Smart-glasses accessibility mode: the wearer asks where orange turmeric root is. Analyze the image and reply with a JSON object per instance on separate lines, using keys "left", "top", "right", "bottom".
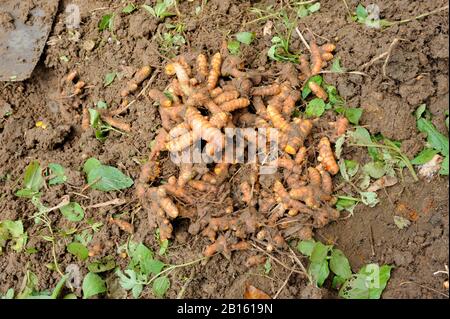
{"left": 120, "top": 66, "right": 152, "bottom": 97}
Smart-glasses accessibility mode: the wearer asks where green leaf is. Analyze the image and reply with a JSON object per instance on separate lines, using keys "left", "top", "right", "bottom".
{"left": 97, "top": 101, "right": 108, "bottom": 109}
{"left": 411, "top": 148, "right": 439, "bottom": 165}
{"left": 417, "top": 118, "right": 449, "bottom": 156}
{"left": 15, "top": 188, "right": 40, "bottom": 198}
{"left": 297, "top": 239, "right": 316, "bottom": 257}
{"left": 335, "top": 135, "right": 345, "bottom": 159}
{"left": 331, "top": 58, "right": 344, "bottom": 73}
{"left": 142, "top": 259, "right": 165, "bottom": 276}
{"left": 344, "top": 108, "right": 363, "bottom": 125}
{"left": 159, "top": 239, "right": 169, "bottom": 256}
{"left": 335, "top": 197, "right": 358, "bottom": 213}
{"left": 355, "top": 4, "right": 368, "bottom": 21}
{"left": 60, "top": 202, "right": 84, "bottom": 222}
{"left": 85, "top": 164, "right": 133, "bottom": 192}
{"left": 82, "top": 273, "right": 106, "bottom": 299}
{"left": 130, "top": 243, "right": 153, "bottom": 269}
{"left": 67, "top": 242, "right": 89, "bottom": 261}
{"left": 363, "top": 161, "right": 386, "bottom": 179}
{"left": 0, "top": 220, "right": 27, "bottom": 254}
{"left": 305, "top": 98, "right": 326, "bottom": 118}
{"left": 2, "top": 288, "right": 14, "bottom": 299}
{"left": 349, "top": 127, "right": 372, "bottom": 145}
{"left": 104, "top": 72, "right": 116, "bottom": 87}
{"left": 98, "top": 14, "right": 113, "bottom": 31}
{"left": 23, "top": 161, "right": 44, "bottom": 192}
{"left": 264, "top": 259, "right": 272, "bottom": 274}
{"left": 88, "top": 108, "right": 101, "bottom": 128}
{"left": 339, "top": 274, "right": 370, "bottom": 299}
{"left": 307, "top": 2, "right": 321, "bottom": 13}
{"left": 415, "top": 104, "right": 427, "bottom": 119}
{"left": 50, "top": 275, "right": 68, "bottom": 299}
{"left": 360, "top": 191, "right": 379, "bottom": 207}
{"left": 360, "top": 264, "right": 392, "bottom": 299}
{"left": 236, "top": 32, "right": 255, "bottom": 45}
{"left": 48, "top": 163, "right": 67, "bottom": 185}
{"left": 88, "top": 258, "right": 116, "bottom": 273}
{"left": 83, "top": 157, "right": 102, "bottom": 175}
{"left": 332, "top": 275, "right": 347, "bottom": 290}
{"left": 152, "top": 276, "right": 170, "bottom": 297}
{"left": 227, "top": 40, "right": 240, "bottom": 55}
{"left": 16, "top": 270, "right": 38, "bottom": 299}
{"left": 310, "top": 241, "right": 332, "bottom": 264}
{"left": 345, "top": 159, "right": 359, "bottom": 177}
{"left": 309, "top": 261, "right": 329, "bottom": 287}
{"left": 302, "top": 75, "right": 322, "bottom": 99}
{"left": 122, "top": 4, "right": 137, "bottom": 14}
{"left": 330, "top": 249, "right": 352, "bottom": 280}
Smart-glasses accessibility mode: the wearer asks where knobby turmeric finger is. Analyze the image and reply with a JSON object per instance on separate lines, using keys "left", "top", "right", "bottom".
{"left": 251, "top": 84, "right": 281, "bottom": 96}
{"left": 317, "top": 137, "right": 339, "bottom": 175}
{"left": 148, "top": 89, "right": 172, "bottom": 108}
{"left": 308, "top": 81, "right": 328, "bottom": 100}
{"left": 219, "top": 98, "right": 250, "bottom": 112}
{"left": 207, "top": 53, "right": 222, "bottom": 91}
{"left": 310, "top": 41, "right": 323, "bottom": 75}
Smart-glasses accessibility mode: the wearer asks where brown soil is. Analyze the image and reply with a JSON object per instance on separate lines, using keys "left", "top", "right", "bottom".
{"left": 0, "top": 0, "right": 448, "bottom": 299}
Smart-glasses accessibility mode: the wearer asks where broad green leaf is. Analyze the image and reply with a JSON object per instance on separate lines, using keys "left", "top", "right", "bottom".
{"left": 60, "top": 202, "right": 84, "bottom": 222}
{"left": 349, "top": 127, "right": 372, "bottom": 145}
{"left": 48, "top": 163, "right": 67, "bottom": 185}
{"left": 305, "top": 98, "right": 326, "bottom": 118}
{"left": 2, "top": 288, "right": 14, "bottom": 299}
{"left": 339, "top": 274, "right": 370, "bottom": 299}
{"left": 297, "top": 239, "right": 316, "bottom": 257}
{"left": 307, "top": 2, "right": 321, "bottom": 13}
{"left": 344, "top": 108, "right": 363, "bottom": 125}
{"left": 360, "top": 191, "right": 379, "bottom": 207}
{"left": 417, "top": 118, "right": 449, "bottom": 156}
{"left": 152, "top": 276, "right": 170, "bottom": 298}
{"left": 122, "top": 4, "right": 136, "bottom": 14}
{"left": 130, "top": 243, "right": 153, "bottom": 269}
{"left": 359, "top": 264, "right": 392, "bottom": 299}
{"left": 23, "top": 161, "right": 44, "bottom": 192}
{"left": 16, "top": 270, "right": 38, "bottom": 299}
{"left": 50, "top": 275, "right": 67, "bottom": 299}
{"left": 83, "top": 158, "right": 133, "bottom": 191}
{"left": 310, "top": 241, "right": 331, "bottom": 264}
{"left": 330, "top": 249, "right": 352, "bottom": 280}
{"left": 98, "top": 14, "right": 113, "bottom": 31}
{"left": 363, "top": 161, "right": 386, "bottom": 179}
{"left": 332, "top": 275, "right": 347, "bottom": 290}
{"left": 345, "top": 159, "right": 359, "bottom": 177}
{"left": 116, "top": 269, "right": 140, "bottom": 291}
{"left": 88, "top": 258, "right": 116, "bottom": 273}
{"left": 67, "top": 242, "right": 89, "bottom": 261}
{"left": 82, "top": 273, "right": 106, "bottom": 299}
{"left": 142, "top": 259, "right": 165, "bottom": 276}
{"left": 335, "top": 198, "right": 358, "bottom": 213}
{"left": 87, "top": 165, "right": 133, "bottom": 191}
{"left": 142, "top": 5, "right": 156, "bottom": 17}
{"left": 15, "top": 188, "right": 40, "bottom": 198}
{"left": 227, "top": 40, "right": 240, "bottom": 55}
{"left": 264, "top": 259, "right": 272, "bottom": 274}
{"left": 104, "top": 72, "right": 116, "bottom": 87}
{"left": 0, "top": 220, "right": 27, "bottom": 254}
{"left": 236, "top": 32, "right": 255, "bottom": 45}
{"left": 411, "top": 148, "right": 439, "bottom": 165}
{"left": 302, "top": 75, "right": 323, "bottom": 99}
{"left": 97, "top": 101, "right": 108, "bottom": 109}
{"left": 83, "top": 157, "right": 102, "bottom": 175}
{"left": 355, "top": 4, "right": 368, "bottom": 21}
{"left": 309, "top": 261, "right": 329, "bottom": 287}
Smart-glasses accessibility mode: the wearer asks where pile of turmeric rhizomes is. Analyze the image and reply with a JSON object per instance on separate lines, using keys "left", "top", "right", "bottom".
{"left": 136, "top": 41, "right": 349, "bottom": 258}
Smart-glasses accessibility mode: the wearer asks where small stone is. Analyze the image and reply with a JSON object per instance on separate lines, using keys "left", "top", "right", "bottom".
{"left": 83, "top": 39, "right": 96, "bottom": 51}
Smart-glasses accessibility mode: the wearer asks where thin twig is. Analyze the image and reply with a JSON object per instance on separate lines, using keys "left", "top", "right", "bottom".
{"left": 295, "top": 27, "right": 311, "bottom": 52}
{"left": 85, "top": 198, "right": 127, "bottom": 209}
{"left": 251, "top": 243, "right": 307, "bottom": 277}
{"left": 273, "top": 269, "right": 294, "bottom": 299}
{"left": 320, "top": 70, "right": 368, "bottom": 76}
{"left": 288, "top": 247, "right": 312, "bottom": 284}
